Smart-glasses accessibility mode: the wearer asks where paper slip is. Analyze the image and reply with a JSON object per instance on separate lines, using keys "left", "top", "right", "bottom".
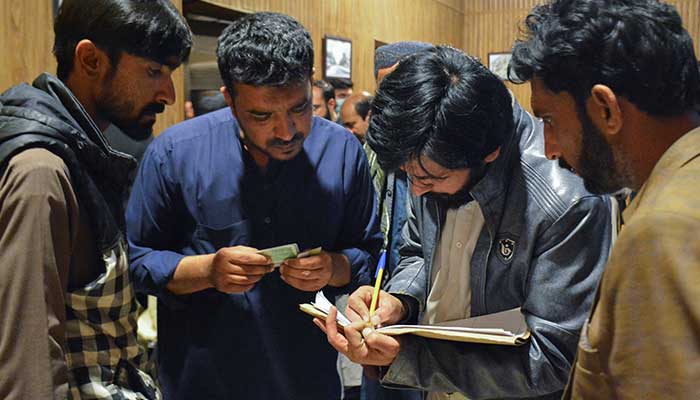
{"left": 257, "top": 244, "right": 322, "bottom": 266}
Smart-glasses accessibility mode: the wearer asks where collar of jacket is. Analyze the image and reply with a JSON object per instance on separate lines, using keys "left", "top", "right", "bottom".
{"left": 0, "top": 73, "right": 136, "bottom": 189}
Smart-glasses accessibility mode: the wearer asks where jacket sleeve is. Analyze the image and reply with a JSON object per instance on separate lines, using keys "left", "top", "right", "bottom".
{"left": 0, "top": 149, "right": 74, "bottom": 399}
{"left": 382, "top": 196, "right": 613, "bottom": 399}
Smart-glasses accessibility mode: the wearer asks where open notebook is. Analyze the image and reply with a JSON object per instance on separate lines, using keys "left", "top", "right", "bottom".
{"left": 300, "top": 291, "right": 531, "bottom": 346}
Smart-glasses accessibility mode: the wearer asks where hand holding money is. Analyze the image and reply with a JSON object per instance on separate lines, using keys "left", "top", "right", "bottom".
{"left": 208, "top": 245, "right": 274, "bottom": 293}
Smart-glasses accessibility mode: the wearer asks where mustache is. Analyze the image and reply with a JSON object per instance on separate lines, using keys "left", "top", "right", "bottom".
{"left": 142, "top": 103, "right": 166, "bottom": 115}
{"left": 269, "top": 133, "right": 304, "bottom": 147}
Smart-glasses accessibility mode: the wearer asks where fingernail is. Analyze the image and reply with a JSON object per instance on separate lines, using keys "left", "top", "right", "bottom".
{"left": 362, "top": 327, "right": 373, "bottom": 338}
{"left": 371, "top": 315, "right": 381, "bottom": 326}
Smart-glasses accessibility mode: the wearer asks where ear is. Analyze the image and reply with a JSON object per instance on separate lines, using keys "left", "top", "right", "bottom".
{"left": 73, "top": 39, "right": 109, "bottom": 80}
{"left": 588, "top": 84, "right": 623, "bottom": 137}
{"left": 483, "top": 147, "right": 501, "bottom": 164}
{"left": 221, "top": 85, "right": 235, "bottom": 108}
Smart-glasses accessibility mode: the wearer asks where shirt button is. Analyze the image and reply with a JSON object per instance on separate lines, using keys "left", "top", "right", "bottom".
{"left": 456, "top": 241, "right": 463, "bottom": 248}
{"left": 264, "top": 217, "right": 272, "bottom": 224}
{"left": 386, "top": 189, "right": 393, "bottom": 197}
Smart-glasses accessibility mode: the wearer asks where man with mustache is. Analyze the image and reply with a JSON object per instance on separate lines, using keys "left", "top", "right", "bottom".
{"left": 0, "top": 0, "right": 191, "bottom": 398}
{"left": 510, "top": 0, "right": 700, "bottom": 397}
{"left": 317, "top": 46, "right": 616, "bottom": 399}
{"left": 126, "top": 12, "right": 382, "bottom": 400}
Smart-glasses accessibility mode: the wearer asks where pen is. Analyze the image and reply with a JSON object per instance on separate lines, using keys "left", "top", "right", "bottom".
{"left": 368, "top": 251, "right": 386, "bottom": 324}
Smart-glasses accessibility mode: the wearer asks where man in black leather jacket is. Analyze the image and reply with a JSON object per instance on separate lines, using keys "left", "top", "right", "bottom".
{"left": 317, "top": 46, "right": 616, "bottom": 400}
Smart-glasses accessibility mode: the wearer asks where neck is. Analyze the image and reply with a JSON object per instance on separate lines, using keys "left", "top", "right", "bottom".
{"left": 624, "top": 108, "right": 700, "bottom": 188}
{"left": 64, "top": 74, "right": 110, "bottom": 132}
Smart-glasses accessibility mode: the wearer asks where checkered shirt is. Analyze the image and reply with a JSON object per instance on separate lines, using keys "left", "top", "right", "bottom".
{"left": 64, "top": 240, "right": 161, "bottom": 400}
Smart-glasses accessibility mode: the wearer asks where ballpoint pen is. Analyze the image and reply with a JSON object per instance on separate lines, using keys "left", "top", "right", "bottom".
{"left": 368, "top": 251, "right": 386, "bottom": 325}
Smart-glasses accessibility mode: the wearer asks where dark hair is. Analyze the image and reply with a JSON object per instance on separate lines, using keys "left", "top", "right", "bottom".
{"left": 354, "top": 96, "right": 373, "bottom": 119}
{"left": 313, "top": 80, "right": 335, "bottom": 103}
{"left": 190, "top": 90, "right": 227, "bottom": 116}
{"left": 328, "top": 78, "right": 354, "bottom": 90}
{"left": 53, "top": 0, "right": 192, "bottom": 81}
{"left": 367, "top": 46, "right": 513, "bottom": 172}
{"left": 217, "top": 12, "right": 313, "bottom": 97}
{"left": 510, "top": 0, "right": 700, "bottom": 115}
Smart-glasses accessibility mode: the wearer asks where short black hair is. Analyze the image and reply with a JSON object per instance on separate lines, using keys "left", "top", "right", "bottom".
{"left": 354, "top": 96, "right": 373, "bottom": 120}
{"left": 217, "top": 12, "right": 313, "bottom": 97}
{"left": 510, "top": 0, "right": 700, "bottom": 116}
{"left": 190, "top": 90, "right": 227, "bottom": 116}
{"left": 313, "top": 80, "right": 335, "bottom": 103}
{"left": 54, "top": 0, "right": 192, "bottom": 81}
{"left": 328, "top": 78, "right": 354, "bottom": 90}
{"left": 367, "top": 46, "right": 513, "bottom": 172}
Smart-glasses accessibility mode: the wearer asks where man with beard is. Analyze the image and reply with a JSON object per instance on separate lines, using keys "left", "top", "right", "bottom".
{"left": 312, "top": 79, "right": 337, "bottom": 121}
{"left": 509, "top": 0, "right": 700, "bottom": 397}
{"left": 316, "top": 46, "right": 616, "bottom": 400}
{"left": 126, "top": 12, "right": 382, "bottom": 400}
{"left": 0, "top": 1, "right": 191, "bottom": 399}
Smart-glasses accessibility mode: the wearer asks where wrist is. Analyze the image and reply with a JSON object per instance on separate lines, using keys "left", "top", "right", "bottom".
{"left": 327, "top": 252, "right": 351, "bottom": 287}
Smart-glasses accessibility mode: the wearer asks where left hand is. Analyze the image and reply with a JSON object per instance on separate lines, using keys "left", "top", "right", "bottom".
{"left": 280, "top": 251, "right": 336, "bottom": 291}
{"left": 313, "top": 306, "right": 401, "bottom": 366}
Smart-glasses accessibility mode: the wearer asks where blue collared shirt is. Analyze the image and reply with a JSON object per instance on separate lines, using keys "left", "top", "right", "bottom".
{"left": 126, "top": 110, "right": 382, "bottom": 400}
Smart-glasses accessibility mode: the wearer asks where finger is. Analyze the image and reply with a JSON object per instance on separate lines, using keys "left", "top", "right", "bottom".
{"left": 226, "top": 273, "right": 265, "bottom": 286}
{"left": 312, "top": 318, "right": 328, "bottom": 334}
{"left": 347, "top": 287, "right": 373, "bottom": 323}
{"left": 283, "top": 256, "right": 324, "bottom": 270}
{"left": 221, "top": 247, "right": 272, "bottom": 265}
{"left": 280, "top": 274, "right": 323, "bottom": 292}
{"left": 227, "top": 264, "right": 274, "bottom": 276}
{"left": 364, "top": 331, "right": 401, "bottom": 359}
{"left": 325, "top": 307, "right": 349, "bottom": 353}
{"left": 279, "top": 265, "right": 319, "bottom": 280}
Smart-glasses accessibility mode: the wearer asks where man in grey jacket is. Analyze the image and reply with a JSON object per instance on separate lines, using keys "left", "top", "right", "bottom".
{"left": 316, "top": 46, "right": 615, "bottom": 399}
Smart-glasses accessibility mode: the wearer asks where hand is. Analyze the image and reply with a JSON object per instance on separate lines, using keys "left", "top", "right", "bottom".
{"left": 313, "top": 306, "right": 401, "bottom": 366}
{"left": 280, "top": 251, "right": 339, "bottom": 292}
{"left": 345, "top": 286, "right": 407, "bottom": 327}
{"left": 208, "top": 246, "right": 273, "bottom": 293}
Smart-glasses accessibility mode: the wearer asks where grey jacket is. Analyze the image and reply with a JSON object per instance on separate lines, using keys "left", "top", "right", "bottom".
{"left": 381, "top": 101, "right": 614, "bottom": 399}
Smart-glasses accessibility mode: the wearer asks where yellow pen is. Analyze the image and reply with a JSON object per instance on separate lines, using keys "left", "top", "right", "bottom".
{"left": 368, "top": 251, "right": 387, "bottom": 325}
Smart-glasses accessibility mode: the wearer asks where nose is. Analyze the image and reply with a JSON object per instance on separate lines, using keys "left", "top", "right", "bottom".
{"left": 156, "top": 76, "right": 176, "bottom": 106}
{"left": 410, "top": 182, "right": 431, "bottom": 197}
{"left": 275, "top": 113, "right": 297, "bottom": 141}
{"left": 543, "top": 126, "right": 562, "bottom": 161}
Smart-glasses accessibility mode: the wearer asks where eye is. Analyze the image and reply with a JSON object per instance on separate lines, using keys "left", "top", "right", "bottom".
{"left": 147, "top": 67, "right": 162, "bottom": 78}
{"left": 251, "top": 114, "right": 271, "bottom": 122}
{"left": 292, "top": 101, "right": 310, "bottom": 114}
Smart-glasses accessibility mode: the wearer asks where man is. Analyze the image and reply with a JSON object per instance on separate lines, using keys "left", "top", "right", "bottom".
{"left": 126, "top": 12, "right": 382, "bottom": 400}
{"left": 312, "top": 79, "right": 337, "bottom": 121}
{"left": 509, "top": 0, "right": 700, "bottom": 397}
{"left": 341, "top": 91, "right": 373, "bottom": 143}
{"left": 329, "top": 77, "right": 354, "bottom": 121}
{"left": 361, "top": 40, "right": 434, "bottom": 400}
{"left": 0, "top": 1, "right": 191, "bottom": 399}
{"left": 317, "top": 46, "right": 615, "bottom": 399}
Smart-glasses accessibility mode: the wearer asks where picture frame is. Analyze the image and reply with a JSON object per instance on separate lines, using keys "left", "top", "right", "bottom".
{"left": 488, "top": 52, "right": 512, "bottom": 80}
{"left": 323, "top": 36, "right": 352, "bottom": 80}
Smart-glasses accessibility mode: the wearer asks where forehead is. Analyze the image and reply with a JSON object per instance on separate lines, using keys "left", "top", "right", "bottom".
{"left": 404, "top": 155, "right": 449, "bottom": 176}
{"left": 530, "top": 78, "right": 576, "bottom": 115}
{"left": 312, "top": 86, "right": 324, "bottom": 100}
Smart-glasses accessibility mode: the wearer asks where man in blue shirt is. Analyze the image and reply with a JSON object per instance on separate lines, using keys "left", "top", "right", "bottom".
{"left": 126, "top": 12, "right": 382, "bottom": 400}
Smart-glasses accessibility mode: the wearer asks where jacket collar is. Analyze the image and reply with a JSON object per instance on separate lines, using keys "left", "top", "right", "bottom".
{"left": 1, "top": 73, "right": 136, "bottom": 189}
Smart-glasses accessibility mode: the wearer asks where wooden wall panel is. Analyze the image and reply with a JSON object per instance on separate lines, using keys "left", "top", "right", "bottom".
{"left": 154, "top": 0, "right": 185, "bottom": 136}
{"left": 0, "top": 0, "right": 55, "bottom": 92}
{"left": 206, "top": 0, "right": 465, "bottom": 93}
{"left": 464, "top": 0, "right": 700, "bottom": 112}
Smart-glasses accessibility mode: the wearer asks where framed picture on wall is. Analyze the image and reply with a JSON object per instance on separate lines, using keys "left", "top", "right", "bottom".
{"left": 488, "top": 52, "right": 512, "bottom": 80}
{"left": 323, "top": 36, "right": 352, "bottom": 80}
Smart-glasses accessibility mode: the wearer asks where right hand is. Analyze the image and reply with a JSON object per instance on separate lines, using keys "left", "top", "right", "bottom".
{"left": 208, "top": 246, "right": 274, "bottom": 293}
{"left": 345, "top": 286, "right": 407, "bottom": 327}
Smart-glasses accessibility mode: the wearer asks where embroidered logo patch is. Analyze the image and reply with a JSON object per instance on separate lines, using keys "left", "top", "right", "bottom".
{"left": 497, "top": 237, "right": 516, "bottom": 263}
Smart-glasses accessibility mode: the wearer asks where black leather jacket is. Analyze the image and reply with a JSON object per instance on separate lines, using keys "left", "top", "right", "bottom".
{"left": 382, "top": 100, "right": 615, "bottom": 399}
